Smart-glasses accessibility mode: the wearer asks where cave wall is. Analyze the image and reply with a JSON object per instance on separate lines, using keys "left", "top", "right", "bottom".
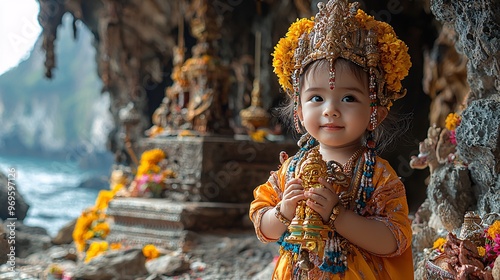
{"left": 431, "top": 0, "right": 500, "bottom": 215}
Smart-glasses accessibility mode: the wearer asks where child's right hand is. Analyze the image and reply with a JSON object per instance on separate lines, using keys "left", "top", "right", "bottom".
{"left": 280, "top": 178, "right": 305, "bottom": 220}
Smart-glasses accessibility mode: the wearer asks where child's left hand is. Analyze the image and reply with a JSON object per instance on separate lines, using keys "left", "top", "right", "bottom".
{"left": 304, "top": 177, "right": 339, "bottom": 223}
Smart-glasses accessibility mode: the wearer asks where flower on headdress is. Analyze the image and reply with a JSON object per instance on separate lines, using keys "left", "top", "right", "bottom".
{"left": 355, "top": 10, "right": 411, "bottom": 93}
{"left": 272, "top": 18, "right": 314, "bottom": 93}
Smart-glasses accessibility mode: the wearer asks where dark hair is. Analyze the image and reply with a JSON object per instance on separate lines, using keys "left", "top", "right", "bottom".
{"left": 274, "top": 58, "right": 409, "bottom": 153}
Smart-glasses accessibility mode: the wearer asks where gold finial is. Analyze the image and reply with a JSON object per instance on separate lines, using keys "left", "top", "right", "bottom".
{"left": 240, "top": 30, "right": 270, "bottom": 131}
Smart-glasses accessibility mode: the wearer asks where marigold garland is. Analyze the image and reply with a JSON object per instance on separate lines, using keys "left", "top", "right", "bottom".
{"left": 354, "top": 10, "right": 411, "bottom": 93}
{"left": 272, "top": 18, "right": 314, "bottom": 93}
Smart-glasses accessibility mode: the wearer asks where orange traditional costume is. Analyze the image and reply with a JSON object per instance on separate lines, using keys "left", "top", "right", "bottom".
{"left": 249, "top": 0, "right": 413, "bottom": 279}
{"left": 249, "top": 149, "right": 413, "bottom": 279}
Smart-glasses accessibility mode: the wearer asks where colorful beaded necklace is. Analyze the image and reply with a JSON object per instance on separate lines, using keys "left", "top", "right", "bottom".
{"left": 279, "top": 133, "right": 377, "bottom": 276}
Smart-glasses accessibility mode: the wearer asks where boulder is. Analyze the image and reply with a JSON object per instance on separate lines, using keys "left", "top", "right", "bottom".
{"left": 0, "top": 171, "right": 29, "bottom": 221}
{"left": 52, "top": 219, "right": 76, "bottom": 245}
{"left": 5, "top": 222, "right": 52, "bottom": 258}
{"left": 72, "top": 248, "right": 148, "bottom": 280}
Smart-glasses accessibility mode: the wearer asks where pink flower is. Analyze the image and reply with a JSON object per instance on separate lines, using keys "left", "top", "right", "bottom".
{"left": 449, "top": 130, "right": 457, "bottom": 145}
{"left": 137, "top": 174, "right": 150, "bottom": 185}
{"left": 152, "top": 174, "right": 163, "bottom": 183}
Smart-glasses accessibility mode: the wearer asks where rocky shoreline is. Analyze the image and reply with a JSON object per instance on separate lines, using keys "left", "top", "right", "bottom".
{"left": 0, "top": 220, "right": 277, "bottom": 280}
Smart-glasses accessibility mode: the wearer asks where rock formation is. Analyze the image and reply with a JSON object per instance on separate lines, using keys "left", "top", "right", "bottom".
{"left": 411, "top": 0, "right": 500, "bottom": 278}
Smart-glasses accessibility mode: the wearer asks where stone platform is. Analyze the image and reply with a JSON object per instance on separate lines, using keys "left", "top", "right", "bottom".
{"left": 138, "top": 136, "right": 297, "bottom": 203}
{"left": 106, "top": 198, "right": 250, "bottom": 250}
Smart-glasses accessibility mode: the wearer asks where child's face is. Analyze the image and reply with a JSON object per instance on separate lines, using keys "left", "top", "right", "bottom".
{"left": 298, "top": 60, "right": 371, "bottom": 149}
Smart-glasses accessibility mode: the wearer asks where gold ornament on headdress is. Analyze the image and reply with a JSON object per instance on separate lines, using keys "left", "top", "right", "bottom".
{"left": 272, "top": 0, "right": 412, "bottom": 108}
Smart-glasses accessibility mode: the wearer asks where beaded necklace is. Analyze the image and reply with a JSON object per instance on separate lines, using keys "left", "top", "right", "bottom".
{"left": 279, "top": 133, "right": 377, "bottom": 276}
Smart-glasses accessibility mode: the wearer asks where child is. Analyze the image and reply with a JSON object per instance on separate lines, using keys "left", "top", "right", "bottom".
{"left": 249, "top": 0, "right": 414, "bottom": 279}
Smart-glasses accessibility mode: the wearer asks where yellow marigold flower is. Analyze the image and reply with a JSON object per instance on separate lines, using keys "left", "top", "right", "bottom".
{"left": 142, "top": 244, "right": 160, "bottom": 260}
{"left": 445, "top": 113, "right": 461, "bottom": 131}
{"left": 179, "top": 130, "right": 195, "bottom": 137}
{"left": 136, "top": 163, "right": 150, "bottom": 176}
{"left": 110, "top": 243, "right": 122, "bottom": 250}
{"left": 95, "top": 190, "right": 113, "bottom": 210}
{"left": 148, "top": 126, "right": 164, "bottom": 138}
{"left": 85, "top": 241, "right": 109, "bottom": 263}
{"left": 92, "top": 222, "right": 110, "bottom": 238}
{"left": 112, "top": 183, "right": 124, "bottom": 194}
{"left": 95, "top": 190, "right": 114, "bottom": 211}
{"left": 83, "top": 230, "right": 95, "bottom": 240}
{"left": 250, "top": 129, "right": 268, "bottom": 143}
{"left": 487, "top": 220, "right": 500, "bottom": 240}
{"left": 477, "top": 246, "right": 486, "bottom": 257}
{"left": 355, "top": 10, "right": 411, "bottom": 93}
{"left": 272, "top": 18, "right": 314, "bottom": 92}
{"left": 432, "top": 237, "right": 446, "bottom": 251}
{"left": 73, "top": 208, "right": 100, "bottom": 252}
{"left": 140, "top": 149, "right": 165, "bottom": 165}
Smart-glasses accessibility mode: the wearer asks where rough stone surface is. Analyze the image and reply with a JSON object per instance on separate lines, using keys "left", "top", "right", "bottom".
{"left": 0, "top": 227, "right": 8, "bottom": 265}
{"left": 6, "top": 223, "right": 52, "bottom": 259}
{"left": 493, "top": 256, "right": 500, "bottom": 280}
{"left": 426, "top": 163, "right": 475, "bottom": 231}
{"left": 0, "top": 230, "right": 277, "bottom": 280}
{"left": 431, "top": 0, "right": 500, "bottom": 100}
{"left": 456, "top": 97, "right": 500, "bottom": 214}
{"left": 51, "top": 219, "right": 76, "bottom": 245}
{"left": 0, "top": 171, "right": 29, "bottom": 221}
{"left": 145, "top": 253, "right": 189, "bottom": 276}
{"left": 72, "top": 248, "right": 148, "bottom": 280}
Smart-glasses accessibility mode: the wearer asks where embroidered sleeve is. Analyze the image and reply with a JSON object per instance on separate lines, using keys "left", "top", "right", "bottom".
{"left": 252, "top": 206, "right": 276, "bottom": 242}
{"left": 249, "top": 160, "right": 289, "bottom": 243}
{"left": 364, "top": 159, "right": 412, "bottom": 257}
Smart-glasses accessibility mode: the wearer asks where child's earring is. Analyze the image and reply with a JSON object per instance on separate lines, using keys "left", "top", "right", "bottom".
{"left": 292, "top": 70, "right": 304, "bottom": 134}
{"left": 369, "top": 112, "right": 378, "bottom": 131}
{"left": 294, "top": 112, "right": 304, "bottom": 134}
{"left": 367, "top": 69, "right": 378, "bottom": 150}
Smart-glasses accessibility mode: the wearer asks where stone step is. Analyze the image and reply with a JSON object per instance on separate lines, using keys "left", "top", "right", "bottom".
{"left": 106, "top": 198, "right": 250, "bottom": 249}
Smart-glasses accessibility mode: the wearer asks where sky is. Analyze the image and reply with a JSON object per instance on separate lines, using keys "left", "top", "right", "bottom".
{"left": 0, "top": 0, "right": 42, "bottom": 75}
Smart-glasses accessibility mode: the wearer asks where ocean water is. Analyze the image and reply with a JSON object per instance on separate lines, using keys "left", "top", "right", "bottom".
{"left": 0, "top": 155, "right": 109, "bottom": 236}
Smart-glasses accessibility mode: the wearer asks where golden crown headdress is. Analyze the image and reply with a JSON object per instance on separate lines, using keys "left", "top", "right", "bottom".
{"left": 272, "top": 0, "right": 411, "bottom": 108}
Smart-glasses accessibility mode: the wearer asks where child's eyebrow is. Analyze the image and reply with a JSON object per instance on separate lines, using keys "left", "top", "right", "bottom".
{"left": 336, "top": 86, "right": 366, "bottom": 93}
{"left": 303, "top": 87, "right": 326, "bottom": 93}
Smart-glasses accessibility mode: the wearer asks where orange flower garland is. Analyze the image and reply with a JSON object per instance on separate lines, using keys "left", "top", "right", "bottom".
{"left": 272, "top": 18, "right": 314, "bottom": 93}
{"left": 354, "top": 10, "right": 411, "bottom": 94}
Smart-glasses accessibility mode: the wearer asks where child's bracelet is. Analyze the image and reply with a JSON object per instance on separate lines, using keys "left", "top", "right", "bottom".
{"left": 327, "top": 204, "right": 341, "bottom": 230}
{"left": 274, "top": 203, "right": 291, "bottom": 226}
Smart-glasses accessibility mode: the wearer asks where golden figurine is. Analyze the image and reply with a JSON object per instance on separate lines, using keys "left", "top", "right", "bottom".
{"left": 286, "top": 147, "right": 330, "bottom": 269}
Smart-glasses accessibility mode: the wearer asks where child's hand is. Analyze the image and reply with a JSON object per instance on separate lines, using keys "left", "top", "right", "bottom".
{"left": 280, "top": 178, "right": 305, "bottom": 220}
{"left": 304, "top": 177, "right": 339, "bottom": 222}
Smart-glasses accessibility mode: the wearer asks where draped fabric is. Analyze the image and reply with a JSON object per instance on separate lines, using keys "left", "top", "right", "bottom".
{"left": 249, "top": 156, "right": 414, "bottom": 279}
